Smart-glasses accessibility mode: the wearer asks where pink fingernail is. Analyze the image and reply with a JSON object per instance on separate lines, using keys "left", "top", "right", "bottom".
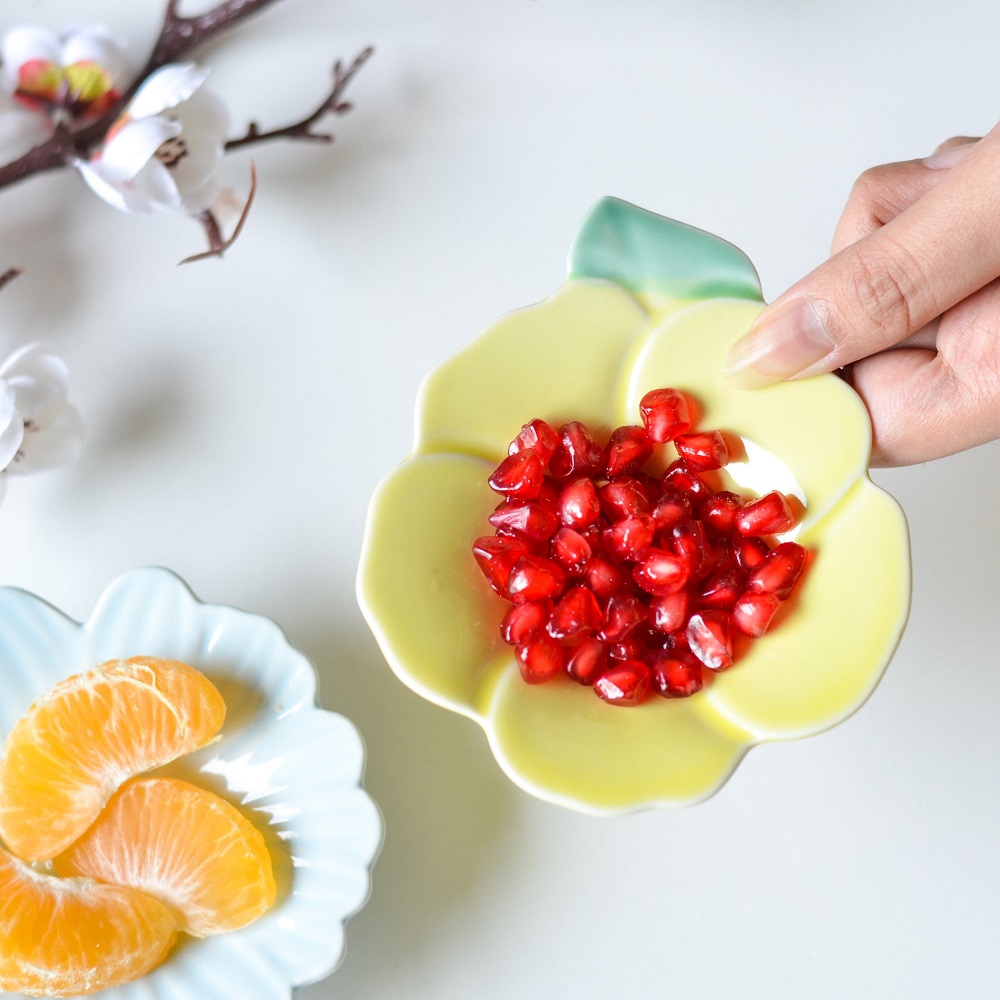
{"left": 922, "top": 142, "right": 977, "bottom": 169}
{"left": 724, "top": 298, "right": 834, "bottom": 389}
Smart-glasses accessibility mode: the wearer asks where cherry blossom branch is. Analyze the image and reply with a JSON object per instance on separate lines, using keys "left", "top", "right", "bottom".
{"left": 225, "top": 46, "right": 374, "bottom": 150}
{"left": 0, "top": 268, "right": 21, "bottom": 293}
{"left": 180, "top": 163, "right": 258, "bottom": 264}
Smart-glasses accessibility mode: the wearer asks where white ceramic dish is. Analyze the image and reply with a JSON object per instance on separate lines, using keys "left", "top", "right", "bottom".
{"left": 0, "top": 566, "right": 382, "bottom": 1000}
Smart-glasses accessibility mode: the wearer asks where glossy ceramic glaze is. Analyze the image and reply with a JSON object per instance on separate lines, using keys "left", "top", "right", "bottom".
{"left": 357, "top": 198, "right": 911, "bottom": 815}
{"left": 0, "top": 567, "right": 382, "bottom": 1000}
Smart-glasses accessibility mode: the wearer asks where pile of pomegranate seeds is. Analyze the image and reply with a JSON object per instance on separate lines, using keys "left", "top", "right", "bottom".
{"left": 472, "top": 388, "right": 809, "bottom": 707}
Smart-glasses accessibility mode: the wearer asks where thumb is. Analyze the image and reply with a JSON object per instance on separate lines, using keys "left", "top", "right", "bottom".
{"left": 724, "top": 124, "right": 1000, "bottom": 389}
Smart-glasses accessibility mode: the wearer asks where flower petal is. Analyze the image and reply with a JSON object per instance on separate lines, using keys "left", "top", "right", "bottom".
{"left": 416, "top": 280, "right": 650, "bottom": 459}
{"left": 358, "top": 452, "right": 513, "bottom": 718}
{"left": 10, "top": 404, "right": 83, "bottom": 474}
{"left": 485, "top": 671, "right": 751, "bottom": 814}
{"left": 706, "top": 479, "right": 909, "bottom": 739}
{"left": 626, "top": 297, "right": 872, "bottom": 531}
{"left": 129, "top": 63, "right": 209, "bottom": 119}
{"left": 0, "top": 382, "right": 24, "bottom": 471}
{"left": 99, "top": 116, "right": 180, "bottom": 182}
{"left": 1, "top": 26, "right": 59, "bottom": 85}
{"left": 60, "top": 26, "right": 128, "bottom": 85}
{"left": 129, "top": 157, "right": 184, "bottom": 213}
{"left": 77, "top": 159, "right": 132, "bottom": 212}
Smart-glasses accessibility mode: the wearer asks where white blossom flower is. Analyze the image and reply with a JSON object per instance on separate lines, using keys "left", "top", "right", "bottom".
{"left": 1, "top": 24, "right": 127, "bottom": 119}
{"left": 77, "top": 63, "right": 229, "bottom": 216}
{"left": 0, "top": 344, "right": 83, "bottom": 485}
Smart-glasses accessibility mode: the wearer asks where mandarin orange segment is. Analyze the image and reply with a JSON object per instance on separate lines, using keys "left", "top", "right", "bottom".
{"left": 0, "top": 843, "right": 176, "bottom": 997}
{"left": 0, "top": 657, "right": 226, "bottom": 861}
{"left": 55, "top": 776, "right": 277, "bottom": 938}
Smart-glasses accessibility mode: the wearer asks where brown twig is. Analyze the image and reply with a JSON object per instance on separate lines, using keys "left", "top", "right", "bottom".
{"left": 179, "top": 162, "right": 257, "bottom": 264}
{"left": 225, "top": 46, "right": 374, "bottom": 150}
{"left": 0, "top": 268, "right": 22, "bottom": 293}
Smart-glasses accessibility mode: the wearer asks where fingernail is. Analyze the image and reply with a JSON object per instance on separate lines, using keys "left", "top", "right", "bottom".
{"left": 922, "top": 141, "right": 977, "bottom": 169}
{"left": 724, "top": 297, "right": 835, "bottom": 389}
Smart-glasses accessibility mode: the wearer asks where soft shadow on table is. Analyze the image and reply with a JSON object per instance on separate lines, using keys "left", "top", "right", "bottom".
{"left": 283, "top": 597, "right": 519, "bottom": 996}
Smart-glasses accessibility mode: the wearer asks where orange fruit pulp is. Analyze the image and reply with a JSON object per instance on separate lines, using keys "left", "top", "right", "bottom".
{"left": 0, "top": 656, "right": 226, "bottom": 861}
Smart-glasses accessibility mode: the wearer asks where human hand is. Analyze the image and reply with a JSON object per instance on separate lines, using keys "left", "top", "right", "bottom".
{"left": 723, "top": 124, "right": 1000, "bottom": 467}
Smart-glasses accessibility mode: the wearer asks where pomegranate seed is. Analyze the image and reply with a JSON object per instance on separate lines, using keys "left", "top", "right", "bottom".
{"left": 473, "top": 535, "right": 529, "bottom": 596}
{"left": 566, "top": 638, "right": 609, "bottom": 685}
{"left": 651, "top": 490, "right": 693, "bottom": 531}
{"left": 586, "top": 557, "right": 633, "bottom": 600}
{"left": 633, "top": 548, "right": 689, "bottom": 596}
{"left": 557, "top": 478, "right": 601, "bottom": 529}
{"left": 674, "top": 430, "right": 730, "bottom": 471}
{"left": 604, "top": 513, "right": 656, "bottom": 560}
{"left": 599, "top": 478, "right": 650, "bottom": 520}
{"left": 748, "top": 541, "right": 807, "bottom": 599}
{"left": 509, "top": 418, "right": 560, "bottom": 465}
{"left": 700, "top": 491, "right": 742, "bottom": 535}
{"left": 549, "top": 527, "right": 592, "bottom": 573}
{"left": 500, "top": 599, "right": 552, "bottom": 645}
{"left": 598, "top": 594, "right": 646, "bottom": 642}
{"left": 686, "top": 610, "right": 733, "bottom": 671}
{"left": 736, "top": 491, "right": 796, "bottom": 536}
{"left": 605, "top": 425, "right": 653, "bottom": 477}
{"left": 732, "top": 591, "right": 781, "bottom": 637}
{"left": 489, "top": 500, "right": 559, "bottom": 541}
{"left": 516, "top": 634, "right": 565, "bottom": 683}
{"left": 639, "top": 388, "right": 691, "bottom": 443}
{"left": 649, "top": 649, "right": 704, "bottom": 698}
{"left": 733, "top": 534, "right": 772, "bottom": 573}
{"left": 534, "top": 477, "right": 560, "bottom": 512}
{"left": 594, "top": 660, "right": 651, "bottom": 705}
{"left": 648, "top": 590, "right": 689, "bottom": 633}
{"left": 547, "top": 586, "right": 602, "bottom": 641}
{"left": 670, "top": 521, "right": 712, "bottom": 582}
{"left": 549, "top": 421, "right": 604, "bottom": 479}
{"left": 662, "top": 459, "right": 713, "bottom": 500}
{"left": 507, "top": 554, "right": 567, "bottom": 602}
{"left": 699, "top": 571, "right": 746, "bottom": 611}
{"left": 609, "top": 632, "right": 651, "bottom": 662}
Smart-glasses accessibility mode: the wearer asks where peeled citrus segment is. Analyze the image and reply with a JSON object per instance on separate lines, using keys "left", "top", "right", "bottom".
{"left": 0, "top": 657, "right": 226, "bottom": 861}
{"left": 55, "top": 776, "right": 277, "bottom": 938}
{"left": 0, "top": 843, "right": 176, "bottom": 997}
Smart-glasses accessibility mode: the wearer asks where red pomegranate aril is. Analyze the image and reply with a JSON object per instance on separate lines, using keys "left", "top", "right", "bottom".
{"left": 473, "top": 535, "right": 530, "bottom": 596}
{"left": 748, "top": 541, "right": 807, "bottom": 599}
{"left": 674, "top": 430, "right": 730, "bottom": 472}
{"left": 699, "top": 571, "right": 747, "bottom": 612}
{"left": 651, "top": 490, "right": 693, "bottom": 531}
{"left": 488, "top": 500, "right": 559, "bottom": 541}
{"left": 534, "top": 477, "right": 560, "bottom": 512}
{"left": 598, "top": 594, "right": 646, "bottom": 642}
{"left": 700, "top": 491, "right": 742, "bottom": 535}
{"left": 686, "top": 610, "right": 734, "bottom": 672}
{"left": 507, "top": 554, "right": 567, "bottom": 603}
{"left": 488, "top": 449, "right": 545, "bottom": 499}
{"left": 670, "top": 521, "right": 712, "bottom": 582}
{"left": 733, "top": 534, "right": 772, "bottom": 572}
{"left": 557, "top": 477, "right": 601, "bottom": 529}
{"left": 736, "top": 491, "right": 796, "bottom": 536}
{"left": 509, "top": 418, "right": 560, "bottom": 465}
{"left": 547, "top": 586, "right": 602, "bottom": 641}
{"left": 516, "top": 634, "right": 565, "bottom": 683}
{"left": 566, "top": 638, "right": 609, "bottom": 685}
{"left": 648, "top": 590, "right": 689, "bottom": 633}
{"left": 662, "top": 459, "right": 713, "bottom": 500}
{"left": 605, "top": 425, "right": 654, "bottom": 477}
{"left": 633, "top": 548, "right": 689, "bottom": 596}
{"left": 599, "top": 478, "right": 650, "bottom": 520}
{"left": 593, "top": 659, "right": 651, "bottom": 706}
{"left": 549, "top": 527, "right": 592, "bottom": 573}
{"left": 732, "top": 590, "right": 781, "bottom": 637}
{"left": 639, "top": 388, "right": 691, "bottom": 443}
{"left": 500, "top": 599, "right": 552, "bottom": 645}
{"left": 649, "top": 650, "right": 704, "bottom": 698}
{"left": 586, "top": 557, "right": 633, "bottom": 600}
{"left": 605, "top": 513, "right": 656, "bottom": 561}
{"left": 549, "top": 421, "right": 604, "bottom": 479}
{"left": 609, "top": 632, "right": 651, "bottom": 662}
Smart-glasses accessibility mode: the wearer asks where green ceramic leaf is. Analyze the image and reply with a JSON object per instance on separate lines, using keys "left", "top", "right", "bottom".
{"left": 568, "top": 197, "right": 763, "bottom": 301}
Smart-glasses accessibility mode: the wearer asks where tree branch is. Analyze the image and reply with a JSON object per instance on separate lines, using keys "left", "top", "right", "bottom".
{"left": 179, "top": 162, "right": 257, "bottom": 264}
{"left": 225, "top": 47, "right": 373, "bottom": 150}
{"left": 0, "top": 268, "right": 22, "bottom": 293}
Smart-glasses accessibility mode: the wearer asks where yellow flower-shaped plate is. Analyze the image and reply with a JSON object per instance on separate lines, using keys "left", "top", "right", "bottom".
{"left": 357, "top": 198, "right": 910, "bottom": 815}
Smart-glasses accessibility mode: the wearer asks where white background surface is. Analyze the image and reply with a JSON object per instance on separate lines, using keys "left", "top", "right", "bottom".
{"left": 2, "top": 1, "right": 1000, "bottom": 998}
